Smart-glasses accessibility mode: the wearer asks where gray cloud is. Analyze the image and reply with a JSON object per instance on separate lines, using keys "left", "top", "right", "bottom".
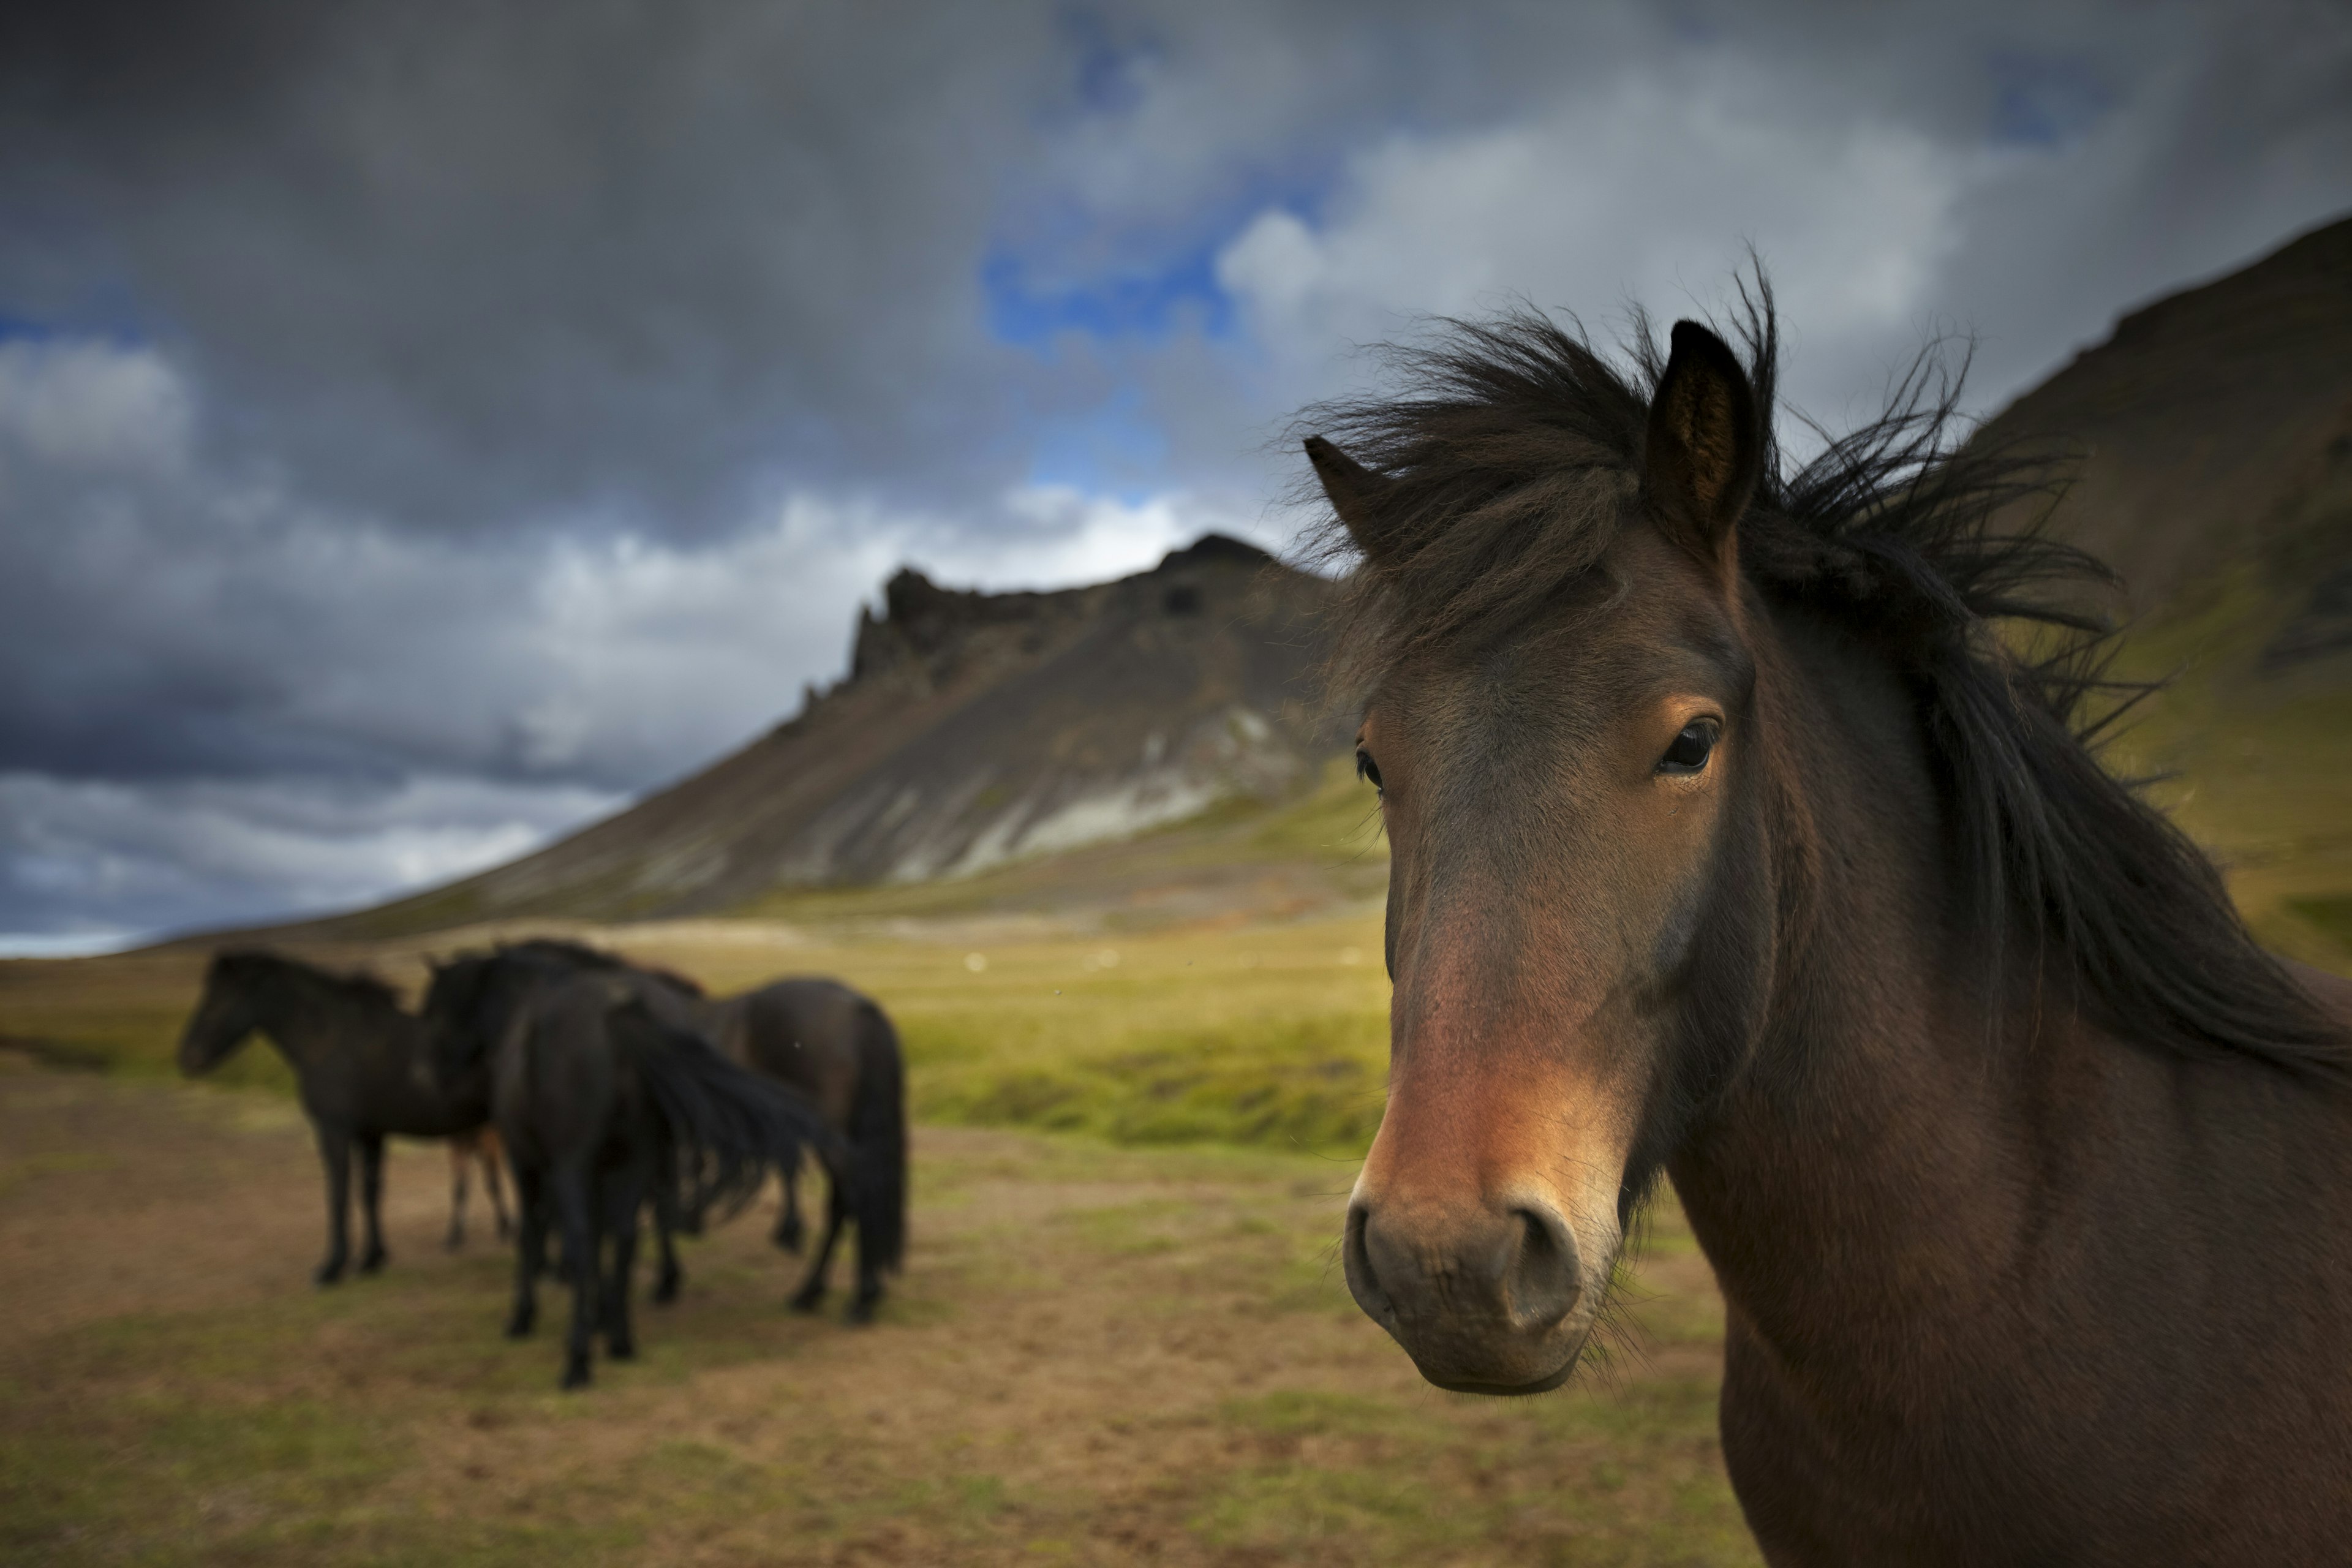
{"left": 0, "top": 0, "right": 2346, "bottom": 939}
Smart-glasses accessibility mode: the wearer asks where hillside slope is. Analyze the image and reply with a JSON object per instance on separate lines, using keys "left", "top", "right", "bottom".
{"left": 1979, "top": 213, "right": 2352, "bottom": 963}
{"left": 1981, "top": 213, "right": 2352, "bottom": 636}
{"left": 315, "top": 535, "right": 1345, "bottom": 935}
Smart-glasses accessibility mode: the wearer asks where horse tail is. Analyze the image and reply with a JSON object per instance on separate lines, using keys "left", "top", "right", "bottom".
{"left": 850, "top": 1000, "right": 908, "bottom": 1274}
{"left": 617, "top": 1003, "right": 843, "bottom": 1224}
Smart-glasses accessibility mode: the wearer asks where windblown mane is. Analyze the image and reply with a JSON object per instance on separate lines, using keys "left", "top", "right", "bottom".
{"left": 1298, "top": 285, "right": 2348, "bottom": 1075}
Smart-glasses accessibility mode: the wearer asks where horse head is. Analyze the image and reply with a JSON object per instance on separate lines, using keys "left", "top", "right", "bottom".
{"left": 177, "top": 950, "right": 271, "bottom": 1074}
{"left": 1311, "top": 321, "right": 1781, "bottom": 1393}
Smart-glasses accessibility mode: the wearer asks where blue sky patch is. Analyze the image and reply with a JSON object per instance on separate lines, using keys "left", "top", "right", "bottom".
{"left": 1021, "top": 385, "right": 1168, "bottom": 500}
{"left": 1988, "top": 50, "right": 2113, "bottom": 148}
{"left": 983, "top": 242, "right": 1237, "bottom": 350}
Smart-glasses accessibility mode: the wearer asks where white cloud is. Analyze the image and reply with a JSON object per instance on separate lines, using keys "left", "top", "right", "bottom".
{"left": 925, "top": 483, "right": 1288, "bottom": 591}
{"left": 1217, "top": 60, "right": 1978, "bottom": 425}
{"left": 0, "top": 769, "right": 620, "bottom": 938}
{"left": 0, "top": 337, "right": 193, "bottom": 473}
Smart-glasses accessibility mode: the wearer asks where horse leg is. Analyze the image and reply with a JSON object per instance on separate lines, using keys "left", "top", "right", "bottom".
{"left": 772, "top": 1161, "right": 805, "bottom": 1254}
{"left": 789, "top": 1178, "right": 846, "bottom": 1314}
{"left": 553, "top": 1162, "right": 598, "bottom": 1390}
{"left": 447, "top": 1135, "right": 470, "bottom": 1251}
{"left": 314, "top": 1125, "right": 352, "bottom": 1286}
{"left": 601, "top": 1169, "right": 645, "bottom": 1360}
{"left": 650, "top": 1172, "right": 683, "bottom": 1305}
{"left": 355, "top": 1133, "right": 389, "bottom": 1274}
{"left": 848, "top": 1180, "right": 885, "bottom": 1326}
{"left": 505, "top": 1165, "right": 544, "bottom": 1339}
{"left": 482, "top": 1131, "right": 514, "bottom": 1242}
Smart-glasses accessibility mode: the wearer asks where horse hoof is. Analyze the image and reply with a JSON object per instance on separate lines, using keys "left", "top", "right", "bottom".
{"left": 445, "top": 1232, "right": 464, "bottom": 1253}
{"left": 608, "top": 1340, "right": 636, "bottom": 1360}
{"left": 505, "top": 1316, "right": 535, "bottom": 1340}
{"left": 560, "top": 1362, "right": 592, "bottom": 1391}
{"left": 846, "top": 1297, "right": 881, "bottom": 1326}
{"left": 358, "top": 1253, "right": 387, "bottom": 1275}
{"left": 314, "top": 1265, "right": 345, "bottom": 1287}
{"left": 652, "top": 1277, "right": 680, "bottom": 1306}
{"left": 788, "top": 1291, "right": 825, "bottom": 1315}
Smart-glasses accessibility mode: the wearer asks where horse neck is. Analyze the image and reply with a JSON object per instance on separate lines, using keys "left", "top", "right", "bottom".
{"left": 246, "top": 965, "right": 394, "bottom": 1077}
{"left": 1664, "top": 604, "right": 2072, "bottom": 1359}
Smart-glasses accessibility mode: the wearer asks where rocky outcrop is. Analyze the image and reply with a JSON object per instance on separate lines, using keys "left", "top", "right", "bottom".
{"left": 326, "top": 535, "right": 1343, "bottom": 930}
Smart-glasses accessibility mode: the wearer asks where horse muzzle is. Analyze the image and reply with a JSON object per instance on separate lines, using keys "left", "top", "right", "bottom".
{"left": 1343, "top": 1188, "right": 1600, "bottom": 1393}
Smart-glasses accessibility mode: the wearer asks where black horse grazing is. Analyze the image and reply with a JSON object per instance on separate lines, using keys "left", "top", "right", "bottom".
{"left": 487, "top": 941, "right": 909, "bottom": 1321}
{"left": 706, "top": 979, "right": 908, "bottom": 1322}
{"left": 477, "top": 940, "right": 716, "bottom": 1302}
{"left": 1306, "top": 299, "right": 2352, "bottom": 1562}
{"left": 178, "top": 949, "right": 494, "bottom": 1284}
{"left": 424, "top": 946, "right": 837, "bottom": 1389}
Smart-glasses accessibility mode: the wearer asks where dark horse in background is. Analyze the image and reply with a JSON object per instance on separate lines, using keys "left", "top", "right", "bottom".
{"left": 1305, "top": 299, "right": 2352, "bottom": 1563}
{"left": 178, "top": 949, "right": 508, "bottom": 1283}
{"left": 423, "top": 944, "right": 839, "bottom": 1387}
{"left": 485, "top": 940, "right": 908, "bottom": 1322}
{"left": 705, "top": 976, "right": 907, "bottom": 1322}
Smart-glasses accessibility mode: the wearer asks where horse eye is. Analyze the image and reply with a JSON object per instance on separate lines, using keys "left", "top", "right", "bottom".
{"left": 1355, "top": 749, "right": 1384, "bottom": 792}
{"left": 1659, "top": 720, "right": 1719, "bottom": 774}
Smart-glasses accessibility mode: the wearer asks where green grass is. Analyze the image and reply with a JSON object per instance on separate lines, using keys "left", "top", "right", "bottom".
{"left": 2087, "top": 566, "right": 2352, "bottom": 971}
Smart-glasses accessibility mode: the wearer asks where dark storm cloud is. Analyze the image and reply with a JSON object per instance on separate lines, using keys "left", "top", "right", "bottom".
{"left": 0, "top": 0, "right": 1072, "bottom": 533}
{"left": 0, "top": 0, "right": 2347, "bottom": 940}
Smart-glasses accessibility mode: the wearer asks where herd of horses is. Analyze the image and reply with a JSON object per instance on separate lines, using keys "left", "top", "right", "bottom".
{"left": 177, "top": 938, "right": 905, "bottom": 1389}
{"left": 154, "top": 288, "right": 2352, "bottom": 1561}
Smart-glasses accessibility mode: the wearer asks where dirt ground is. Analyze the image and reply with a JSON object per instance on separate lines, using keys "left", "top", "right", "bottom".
{"left": 0, "top": 1052, "right": 1758, "bottom": 1566}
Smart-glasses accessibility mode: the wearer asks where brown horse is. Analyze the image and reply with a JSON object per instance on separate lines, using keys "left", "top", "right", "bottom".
{"left": 1304, "top": 300, "right": 2352, "bottom": 1563}
{"left": 445, "top": 1126, "right": 513, "bottom": 1250}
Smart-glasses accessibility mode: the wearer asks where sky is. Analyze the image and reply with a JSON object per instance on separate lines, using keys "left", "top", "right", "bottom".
{"left": 1, "top": 0, "right": 2348, "bottom": 949}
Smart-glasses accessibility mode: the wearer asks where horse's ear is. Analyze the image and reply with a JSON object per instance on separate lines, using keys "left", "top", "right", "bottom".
{"left": 1304, "top": 435, "right": 1399, "bottom": 562}
{"left": 1645, "top": 320, "right": 1760, "bottom": 566}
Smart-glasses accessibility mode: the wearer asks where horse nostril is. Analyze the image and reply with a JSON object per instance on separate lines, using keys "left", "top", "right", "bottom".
{"left": 1343, "top": 1201, "right": 1397, "bottom": 1327}
{"left": 1505, "top": 1205, "right": 1581, "bottom": 1330}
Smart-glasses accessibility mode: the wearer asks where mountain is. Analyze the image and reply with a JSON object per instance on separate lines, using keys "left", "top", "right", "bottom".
{"left": 317, "top": 535, "right": 1348, "bottom": 934}
{"left": 1981, "top": 214, "right": 2352, "bottom": 649}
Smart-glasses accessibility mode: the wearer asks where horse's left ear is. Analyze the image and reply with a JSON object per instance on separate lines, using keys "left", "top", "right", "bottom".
{"left": 1304, "top": 435, "right": 1401, "bottom": 564}
{"left": 1645, "top": 320, "right": 1761, "bottom": 565}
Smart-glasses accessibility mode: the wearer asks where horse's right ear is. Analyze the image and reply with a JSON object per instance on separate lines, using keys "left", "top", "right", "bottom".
{"left": 1645, "top": 320, "right": 1761, "bottom": 568}
{"left": 1304, "top": 435, "right": 1399, "bottom": 562}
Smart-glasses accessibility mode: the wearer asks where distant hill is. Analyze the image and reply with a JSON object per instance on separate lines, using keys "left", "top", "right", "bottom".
{"left": 312, "top": 535, "right": 1348, "bottom": 935}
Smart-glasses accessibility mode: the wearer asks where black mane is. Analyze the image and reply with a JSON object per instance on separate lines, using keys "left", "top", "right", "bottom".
{"left": 498, "top": 938, "right": 705, "bottom": 998}
{"left": 216, "top": 948, "right": 404, "bottom": 1012}
{"left": 1300, "top": 287, "right": 2348, "bottom": 1075}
